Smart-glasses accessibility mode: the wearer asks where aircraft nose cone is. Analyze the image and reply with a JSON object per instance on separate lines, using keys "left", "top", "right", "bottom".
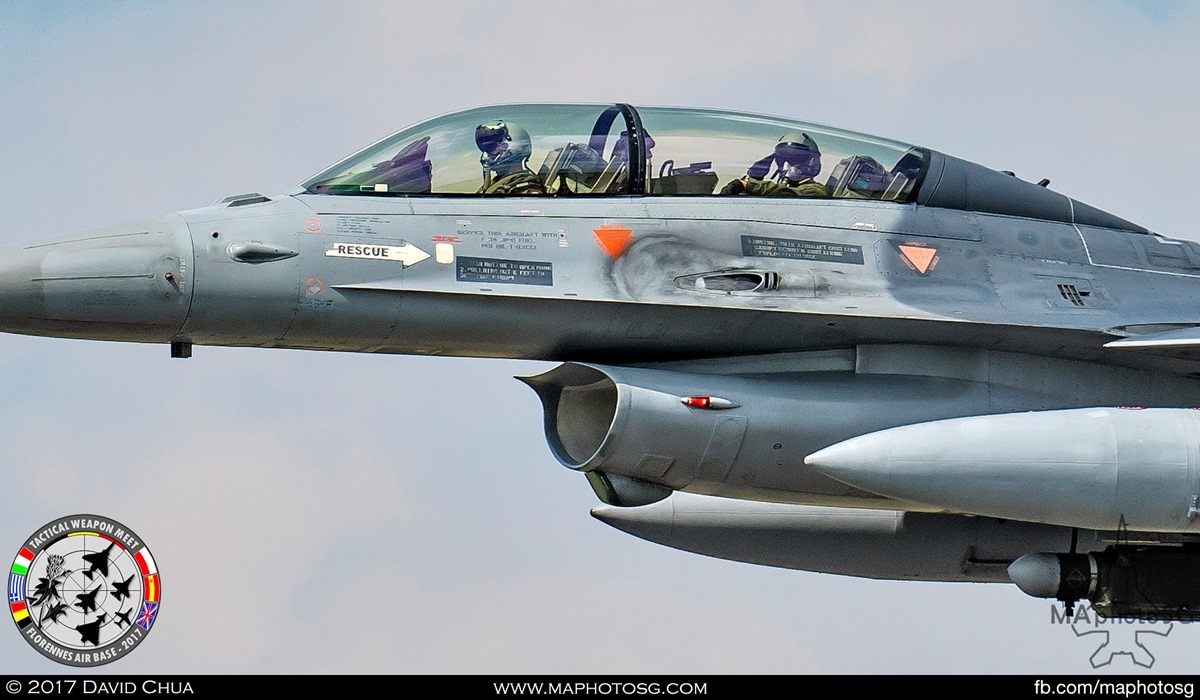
{"left": 0, "top": 243, "right": 45, "bottom": 331}
{"left": 0, "top": 216, "right": 194, "bottom": 342}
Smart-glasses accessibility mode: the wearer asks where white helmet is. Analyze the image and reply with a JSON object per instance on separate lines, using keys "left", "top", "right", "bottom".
{"left": 476, "top": 120, "right": 532, "bottom": 175}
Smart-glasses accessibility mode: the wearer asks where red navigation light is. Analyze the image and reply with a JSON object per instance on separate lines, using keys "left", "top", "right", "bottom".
{"left": 679, "top": 396, "right": 741, "bottom": 410}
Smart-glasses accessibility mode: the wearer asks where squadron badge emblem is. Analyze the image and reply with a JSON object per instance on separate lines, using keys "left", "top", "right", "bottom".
{"left": 8, "top": 515, "right": 160, "bottom": 666}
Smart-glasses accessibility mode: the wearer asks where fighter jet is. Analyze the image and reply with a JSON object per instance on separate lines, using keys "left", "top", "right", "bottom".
{"left": 5, "top": 103, "right": 1200, "bottom": 619}
{"left": 81, "top": 542, "right": 114, "bottom": 582}
{"left": 113, "top": 608, "right": 132, "bottom": 629}
{"left": 110, "top": 574, "right": 135, "bottom": 602}
{"left": 74, "top": 585, "right": 101, "bottom": 614}
{"left": 75, "top": 614, "right": 106, "bottom": 646}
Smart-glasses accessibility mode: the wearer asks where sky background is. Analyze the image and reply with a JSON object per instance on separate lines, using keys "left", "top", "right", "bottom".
{"left": 1, "top": 0, "right": 1200, "bottom": 674}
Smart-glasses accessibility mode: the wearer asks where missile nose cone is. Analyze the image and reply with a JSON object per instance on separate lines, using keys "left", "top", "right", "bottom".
{"left": 1008, "top": 553, "right": 1062, "bottom": 599}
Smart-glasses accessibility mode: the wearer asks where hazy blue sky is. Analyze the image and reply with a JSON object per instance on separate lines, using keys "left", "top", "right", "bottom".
{"left": 1, "top": 1, "right": 1199, "bottom": 674}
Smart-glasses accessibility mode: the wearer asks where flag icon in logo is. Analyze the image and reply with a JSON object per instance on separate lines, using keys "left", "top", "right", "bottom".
{"left": 136, "top": 601, "right": 158, "bottom": 631}
{"left": 8, "top": 574, "right": 24, "bottom": 603}
{"left": 11, "top": 547, "right": 33, "bottom": 576}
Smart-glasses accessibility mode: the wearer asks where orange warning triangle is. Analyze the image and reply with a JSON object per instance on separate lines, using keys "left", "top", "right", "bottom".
{"left": 593, "top": 227, "right": 633, "bottom": 259}
{"left": 898, "top": 244, "right": 938, "bottom": 274}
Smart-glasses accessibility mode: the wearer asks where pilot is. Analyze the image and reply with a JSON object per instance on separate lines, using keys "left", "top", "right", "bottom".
{"left": 475, "top": 121, "right": 547, "bottom": 195}
{"left": 721, "top": 132, "right": 828, "bottom": 198}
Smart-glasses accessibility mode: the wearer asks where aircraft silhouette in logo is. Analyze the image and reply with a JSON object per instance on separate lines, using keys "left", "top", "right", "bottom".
{"left": 81, "top": 543, "right": 114, "bottom": 581}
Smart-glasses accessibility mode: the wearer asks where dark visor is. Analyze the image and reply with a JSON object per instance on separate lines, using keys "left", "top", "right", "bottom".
{"left": 475, "top": 123, "right": 508, "bottom": 153}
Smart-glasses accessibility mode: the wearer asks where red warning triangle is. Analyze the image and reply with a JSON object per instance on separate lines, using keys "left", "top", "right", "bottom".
{"left": 897, "top": 244, "right": 938, "bottom": 274}
{"left": 593, "top": 227, "right": 633, "bottom": 259}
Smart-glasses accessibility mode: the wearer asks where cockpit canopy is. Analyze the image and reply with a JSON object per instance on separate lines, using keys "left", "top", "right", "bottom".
{"left": 303, "top": 103, "right": 925, "bottom": 202}
{"left": 302, "top": 103, "right": 1145, "bottom": 233}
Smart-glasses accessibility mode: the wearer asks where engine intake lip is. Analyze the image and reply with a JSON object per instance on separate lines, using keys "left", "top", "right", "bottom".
{"left": 518, "top": 363, "right": 620, "bottom": 469}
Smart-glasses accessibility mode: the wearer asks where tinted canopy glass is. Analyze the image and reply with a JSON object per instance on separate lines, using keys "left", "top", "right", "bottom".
{"left": 637, "top": 107, "right": 924, "bottom": 201}
{"left": 303, "top": 104, "right": 927, "bottom": 202}
{"left": 304, "top": 104, "right": 634, "bottom": 196}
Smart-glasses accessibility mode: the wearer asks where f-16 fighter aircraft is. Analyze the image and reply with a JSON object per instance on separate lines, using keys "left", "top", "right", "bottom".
{"left": 4, "top": 103, "right": 1200, "bottom": 619}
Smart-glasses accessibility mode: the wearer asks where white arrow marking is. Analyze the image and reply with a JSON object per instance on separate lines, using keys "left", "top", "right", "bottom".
{"left": 324, "top": 242, "right": 431, "bottom": 266}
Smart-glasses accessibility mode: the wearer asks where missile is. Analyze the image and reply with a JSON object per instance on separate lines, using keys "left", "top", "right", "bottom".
{"left": 805, "top": 407, "right": 1200, "bottom": 533}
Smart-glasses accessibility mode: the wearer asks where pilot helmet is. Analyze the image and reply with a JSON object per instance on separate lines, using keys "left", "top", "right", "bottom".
{"left": 775, "top": 131, "right": 821, "bottom": 181}
{"left": 476, "top": 120, "right": 532, "bottom": 174}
